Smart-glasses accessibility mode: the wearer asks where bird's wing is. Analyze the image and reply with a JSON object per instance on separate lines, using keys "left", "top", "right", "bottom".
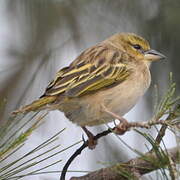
{"left": 44, "top": 44, "right": 131, "bottom": 97}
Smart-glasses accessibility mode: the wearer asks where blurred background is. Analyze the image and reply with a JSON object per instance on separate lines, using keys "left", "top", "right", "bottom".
{"left": 0, "top": 0, "right": 179, "bottom": 179}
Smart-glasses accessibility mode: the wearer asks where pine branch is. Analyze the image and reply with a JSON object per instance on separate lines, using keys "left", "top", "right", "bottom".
{"left": 70, "top": 147, "right": 179, "bottom": 180}
{"left": 60, "top": 106, "right": 179, "bottom": 180}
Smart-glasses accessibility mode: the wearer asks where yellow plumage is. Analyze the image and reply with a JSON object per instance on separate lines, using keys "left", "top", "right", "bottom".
{"left": 12, "top": 96, "right": 57, "bottom": 114}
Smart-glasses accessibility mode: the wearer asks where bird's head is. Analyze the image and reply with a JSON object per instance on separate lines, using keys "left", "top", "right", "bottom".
{"left": 108, "top": 33, "right": 165, "bottom": 62}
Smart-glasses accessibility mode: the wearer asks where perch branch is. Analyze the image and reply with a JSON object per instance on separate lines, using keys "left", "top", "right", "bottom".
{"left": 60, "top": 128, "right": 112, "bottom": 180}
{"left": 60, "top": 118, "right": 174, "bottom": 180}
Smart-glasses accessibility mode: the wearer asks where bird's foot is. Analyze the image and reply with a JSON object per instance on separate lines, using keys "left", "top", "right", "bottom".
{"left": 101, "top": 104, "right": 130, "bottom": 135}
{"left": 81, "top": 126, "right": 97, "bottom": 150}
{"left": 87, "top": 136, "right": 97, "bottom": 150}
{"left": 114, "top": 119, "right": 129, "bottom": 135}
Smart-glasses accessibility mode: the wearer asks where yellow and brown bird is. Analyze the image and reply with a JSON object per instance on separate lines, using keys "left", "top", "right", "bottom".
{"left": 13, "top": 33, "right": 165, "bottom": 146}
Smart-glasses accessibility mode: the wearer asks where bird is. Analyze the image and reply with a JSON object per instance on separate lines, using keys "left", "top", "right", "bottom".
{"left": 12, "top": 33, "right": 165, "bottom": 148}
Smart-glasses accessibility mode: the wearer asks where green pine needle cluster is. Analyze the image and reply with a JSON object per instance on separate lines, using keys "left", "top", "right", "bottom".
{"left": 0, "top": 110, "right": 82, "bottom": 180}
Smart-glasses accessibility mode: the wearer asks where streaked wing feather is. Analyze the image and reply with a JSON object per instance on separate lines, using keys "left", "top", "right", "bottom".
{"left": 45, "top": 66, "right": 69, "bottom": 90}
{"left": 44, "top": 45, "right": 131, "bottom": 97}
{"left": 66, "top": 64, "right": 129, "bottom": 97}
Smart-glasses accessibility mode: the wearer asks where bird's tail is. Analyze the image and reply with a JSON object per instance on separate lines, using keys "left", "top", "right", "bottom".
{"left": 12, "top": 96, "right": 57, "bottom": 115}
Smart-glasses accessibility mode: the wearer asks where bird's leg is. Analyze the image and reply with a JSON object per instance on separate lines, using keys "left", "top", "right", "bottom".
{"left": 81, "top": 126, "right": 97, "bottom": 149}
{"left": 101, "top": 104, "right": 130, "bottom": 135}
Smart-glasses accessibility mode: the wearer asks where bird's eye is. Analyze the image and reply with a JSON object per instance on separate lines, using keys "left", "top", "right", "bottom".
{"left": 133, "top": 44, "right": 141, "bottom": 50}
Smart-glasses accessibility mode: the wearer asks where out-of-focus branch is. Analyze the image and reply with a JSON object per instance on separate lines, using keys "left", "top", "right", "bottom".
{"left": 70, "top": 147, "right": 179, "bottom": 180}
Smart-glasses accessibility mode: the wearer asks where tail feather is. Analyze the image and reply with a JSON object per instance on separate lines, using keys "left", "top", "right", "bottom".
{"left": 12, "top": 96, "right": 57, "bottom": 115}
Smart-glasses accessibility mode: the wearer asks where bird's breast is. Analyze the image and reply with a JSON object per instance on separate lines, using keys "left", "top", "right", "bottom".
{"left": 102, "top": 67, "right": 151, "bottom": 117}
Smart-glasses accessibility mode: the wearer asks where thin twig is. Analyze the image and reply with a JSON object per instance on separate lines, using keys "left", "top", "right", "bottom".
{"left": 154, "top": 125, "right": 167, "bottom": 145}
{"left": 60, "top": 128, "right": 113, "bottom": 180}
{"left": 154, "top": 105, "right": 180, "bottom": 148}
{"left": 168, "top": 154, "right": 177, "bottom": 180}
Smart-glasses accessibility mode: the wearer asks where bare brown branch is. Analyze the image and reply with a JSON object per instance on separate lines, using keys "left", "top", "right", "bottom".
{"left": 70, "top": 147, "right": 179, "bottom": 180}
{"left": 154, "top": 108, "right": 179, "bottom": 147}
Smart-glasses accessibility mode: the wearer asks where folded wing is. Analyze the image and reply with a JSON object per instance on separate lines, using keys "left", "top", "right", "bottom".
{"left": 44, "top": 45, "right": 131, "bottom": 97}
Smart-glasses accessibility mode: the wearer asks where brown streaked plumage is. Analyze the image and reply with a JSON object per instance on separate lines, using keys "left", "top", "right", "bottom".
{"left": 13, "top": 33, "right": 165, "bottom": 127}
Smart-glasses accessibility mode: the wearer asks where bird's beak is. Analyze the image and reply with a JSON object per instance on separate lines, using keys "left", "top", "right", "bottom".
{"left": 144, "top": 49, "right": 166, "bottom": 61}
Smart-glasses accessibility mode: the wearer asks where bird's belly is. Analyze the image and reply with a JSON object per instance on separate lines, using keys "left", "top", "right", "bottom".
{"left": 61, "top": 70, "right": 151, "bottom": 126}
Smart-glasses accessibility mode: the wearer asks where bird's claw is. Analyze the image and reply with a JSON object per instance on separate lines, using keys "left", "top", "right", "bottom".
{"left": 87, "top": 137, "right": 97, "bottom": 150}
{"left": 114, "top": 121, "right": 130, "bottom": 135}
